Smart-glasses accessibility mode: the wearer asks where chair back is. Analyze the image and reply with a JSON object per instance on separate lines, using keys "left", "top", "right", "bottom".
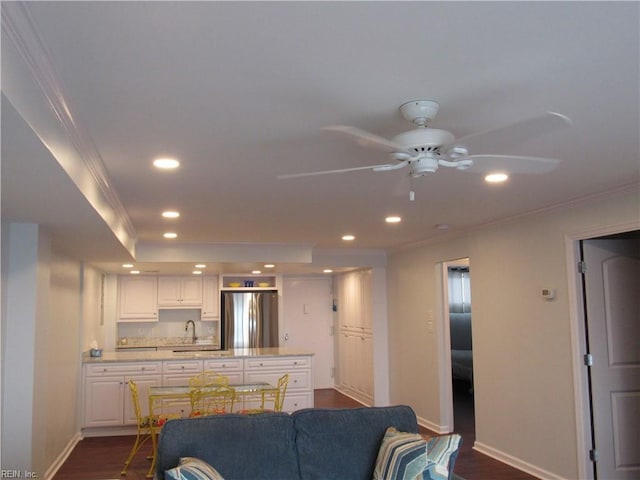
{"left": 275, "top": 374, "right": 289, "bottom": 412}
{"left": 190, "top": 385, "right": 236, "bottom": 417}
{"left": 188, "top": 370, "right": 230, "bottom": 388}
{"left": 127, "top": 379, "right": 144, "bottom": 425}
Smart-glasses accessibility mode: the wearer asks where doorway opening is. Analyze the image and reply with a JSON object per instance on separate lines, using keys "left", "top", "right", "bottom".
{"left": 442, "top": 258, "right": 475, "bottom": 438}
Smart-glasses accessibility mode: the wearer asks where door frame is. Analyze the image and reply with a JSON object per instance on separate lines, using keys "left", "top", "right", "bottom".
{"left": 439, "top": 257, "right": 471, "bottom": 433}
{"left": 564, "top": 219, "right": 640, "bottom": 480}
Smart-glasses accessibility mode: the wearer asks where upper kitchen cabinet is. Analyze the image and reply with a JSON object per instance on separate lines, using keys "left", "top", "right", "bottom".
{"left": 202, "top": 276, "right": 219, "bottom": 319}
{"left": 157, "top": 276, "right": 203, "bottom": 307}
{"left": 118, "top": 276, "right": 158, "bottom": 322}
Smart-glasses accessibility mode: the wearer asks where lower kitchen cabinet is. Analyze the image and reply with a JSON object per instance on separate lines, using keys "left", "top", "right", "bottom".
{"left": 243, "top": 356, "right": 313, "bottom": 413}
{"left": 161, "top": 360, "right": 203, "bottom": 417}
{"left": 204, "top": 358, "right": 244, "bottom": 384}
{"left": 83, "top": 354, "right": 314, "bottom": 430}
{"left": 83, "top": 362, "right": 161, "bottom": 428}
{"left": 337, "top": 331, "right": 373, "bottom": 405}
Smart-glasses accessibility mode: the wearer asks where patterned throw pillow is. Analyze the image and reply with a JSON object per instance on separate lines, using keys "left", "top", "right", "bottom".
{"left": 165, "top": 456, "right": 225, "bottom": 480}
{"left": 425, "top": 434, "right": 462, "bottom": 479}
{"left": 373, "top": 426, "right": 428, "bottom": 480}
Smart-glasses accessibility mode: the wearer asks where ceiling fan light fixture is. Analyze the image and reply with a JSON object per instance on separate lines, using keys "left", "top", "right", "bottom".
{"left": 485, "top": 172, "right": 509, "bottom": 183}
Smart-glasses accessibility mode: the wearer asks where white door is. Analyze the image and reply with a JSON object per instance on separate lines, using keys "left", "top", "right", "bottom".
{"left": 282, "top": 277, "right": 334, "bottom": 388}
{"left": 583, "top": 237, "right": 640, "bottom": 479}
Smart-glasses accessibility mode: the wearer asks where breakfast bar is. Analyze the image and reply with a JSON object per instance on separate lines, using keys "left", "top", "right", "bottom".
{"left": 82, "top": 347, "right": 314, "bottom": 436}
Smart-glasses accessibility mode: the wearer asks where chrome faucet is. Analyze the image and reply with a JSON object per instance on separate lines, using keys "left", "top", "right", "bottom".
{"left": 185, "top": 320, "right": 197, "bottom": 344}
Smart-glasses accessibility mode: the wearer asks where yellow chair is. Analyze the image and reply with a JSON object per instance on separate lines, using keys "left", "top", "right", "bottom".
{"left": 121, "top": 380, "right": 179, "bottom": 477}
{"left": 188, "top": 370, "right": 230, "bottom": 388}
{"left": 189, "top": 384, "right": 236, "bottom": 417}
{"left": 238, "top": 373, "right": 289, "bottom": 414}
{"left": 272, "top": 373, "right": 289, "bottom": 412}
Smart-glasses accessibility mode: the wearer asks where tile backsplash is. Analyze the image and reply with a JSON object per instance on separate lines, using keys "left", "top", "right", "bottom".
{"left": 118, "top": 309, "right": 218, "bottom": 344}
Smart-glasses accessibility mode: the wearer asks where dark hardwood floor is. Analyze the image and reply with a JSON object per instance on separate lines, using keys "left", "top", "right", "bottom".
{"left": 53, "top": 388, "right": 536, "bottom": 480}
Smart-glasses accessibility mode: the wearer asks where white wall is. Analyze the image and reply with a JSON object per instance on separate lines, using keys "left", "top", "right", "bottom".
{"left": 1, "top": 223, "right": 83, "bottom": 477}
{"left": 386, "top": 186, "right": 639, "bottom": 480}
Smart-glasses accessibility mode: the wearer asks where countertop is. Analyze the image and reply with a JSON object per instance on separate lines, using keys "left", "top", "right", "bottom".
{"left": 83, "top": 347, "right": 314, "bottom": 363}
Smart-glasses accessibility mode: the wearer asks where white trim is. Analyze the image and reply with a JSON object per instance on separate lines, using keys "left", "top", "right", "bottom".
{"left": 474, "top": 441, "right": 569, "bottom": 480}
{"left": 43, "top": 431, "right": 83, "bottom": 480}
{"left": 564, "top": 219, "right": 640, "bottom": 480}
{"left": 416, "top": 416, "right": 449, "bottom": 435}
{"left": 1, "top": 1, "right": 137, "bottom": 256}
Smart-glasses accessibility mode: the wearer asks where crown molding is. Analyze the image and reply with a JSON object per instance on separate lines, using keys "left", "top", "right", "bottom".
{"left": 1, "top": 1, "right": 137, "bottom": 256}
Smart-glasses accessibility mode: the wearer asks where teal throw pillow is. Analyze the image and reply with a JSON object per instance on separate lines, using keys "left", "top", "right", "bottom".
{"left": 165, "top": 456, "right": 225, "bottom": 480}
{"left": 373, "top": 426, "right": 427, "bottom": 480}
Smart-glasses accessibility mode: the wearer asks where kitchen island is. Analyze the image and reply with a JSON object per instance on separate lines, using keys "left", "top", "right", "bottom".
{"left": 82, "top": 347, "right": 314, "bottom": 436}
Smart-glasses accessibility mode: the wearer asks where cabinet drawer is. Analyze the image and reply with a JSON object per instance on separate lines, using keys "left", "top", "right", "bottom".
{"left": 203, "top": 358, "right": 243, "bottom": 371}
{"left": 163, "top": 360, "right": 203, "bottom": 373}
{"left": 282, "top": 392, "right": 313, "bottom": 413}
{"left": 86, "top": 362, "right": 161, "bottom": 376}
{"left": 243, "top": 370, "right": 311, "bottom": 390}
{"left": 244, "top": 356, "right": 310, "bottom": 370}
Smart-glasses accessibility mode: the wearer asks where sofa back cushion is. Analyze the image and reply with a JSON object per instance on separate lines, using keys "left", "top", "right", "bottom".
{"left": 292, "top": 406, "right": 419, "bottom": 480}
{"left": 155, "top": 413, "right": 300, "bottom": 480}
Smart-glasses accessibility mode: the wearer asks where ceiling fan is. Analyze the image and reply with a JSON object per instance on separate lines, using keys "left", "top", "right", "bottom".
{"left": 278, "top": 100, "right": 571, "bottom": 199}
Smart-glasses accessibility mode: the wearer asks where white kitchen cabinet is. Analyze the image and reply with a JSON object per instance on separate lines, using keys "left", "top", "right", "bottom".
{"left": 204, "top": 357, "right": 244, "bottom": 384}
{"left": 336, "top": 270, "right": 372, "bottom": 332}
{"left": 160, "top": 360, "right": 203, "bottom": 417}
{"left": 335, "top": 269, "right": 374, "bottom": 405}
{"left": 243, "top": 356, "right": 313, "bottom": 412}
{"left": 158, "top": 276, "right": 203, "bottom": 307}
{"left": 83, "top": 362, "right": 161, "bottom": 428}
{"left": 336, "top": 331, "right": 373, "bottom": 405}
{"left": 118, "top": 276, "right": 158, "bottom": 322}
{"left": 202, "top": 276, "right": 219, "bottom": 319}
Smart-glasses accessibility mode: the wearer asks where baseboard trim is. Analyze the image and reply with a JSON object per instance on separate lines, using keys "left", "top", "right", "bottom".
{"left": 82, "top": 425, "right": 137, "bottom": 437}
{"left": 473, "top": 441, "right": 567, "bottom": 480}
{"left": 333, "top": 386, "right": 372, "bottom": 406}
{"left": 416, "top": 416, "right": 449, "bottom": 435}
{"left": 44, "top": 431, "right": 83, "bottom": 480}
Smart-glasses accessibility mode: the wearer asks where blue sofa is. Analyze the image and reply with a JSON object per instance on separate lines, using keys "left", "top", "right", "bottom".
{"left": 155, "top": 406, "right": 461, "bottom": 480}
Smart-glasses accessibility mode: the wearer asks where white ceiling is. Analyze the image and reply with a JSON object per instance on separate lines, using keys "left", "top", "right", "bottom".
{"left": 2, "top": 1, "right": 639, "bottom": 276}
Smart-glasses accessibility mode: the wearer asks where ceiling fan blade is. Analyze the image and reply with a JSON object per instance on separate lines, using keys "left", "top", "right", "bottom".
{"left": 277, "top": 163, "right": 396, "bottom": 180}
{"left": 452, "top": 112, "right": 572, "bottom": 153}
{"left": 324, "top": 125, "right": 410, "bottom": 153}
{"left": 462, "top": 154, "right": 561, "bottom": 174}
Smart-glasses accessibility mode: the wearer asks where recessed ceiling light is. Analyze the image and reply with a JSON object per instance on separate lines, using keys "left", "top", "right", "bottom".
{"left": 252, "top": 270, "right": 261, "bottom": 274}
{"left": 195, "top": 264, "right": 206, "bottom": 268}
{"left": 435, "top": 223, "right": 449, "bottom": 230}
{"left": 485, "top": 172, "right": 509, "bottom": 183}
{"left": 264, "top": 264, "right": 275, "bottom": 268}
{"left": 153, "top": 158, "right": 180, "bottom": 169}
{"left": 130, "top": 270, "right": 140, "bottom": 275}
{"left": 385, "top": 216, "right": 402, "bottom": 223}
{"left": 323, "top": 269, "right": 333, "bottom": 273}
{"left": 163, "top": 232, "right": 178, "bottom": 239}
{"left": 162, "top": 210, "right": 180, "bottom": 218}
{"left": 342, "top": 234, "right": 355, "bottom": 241}
{"left": 192, "top": 270, "right": 202, "bottom": 275}
{"left": 122, "top": 263, "right": 134, "bottom": 268}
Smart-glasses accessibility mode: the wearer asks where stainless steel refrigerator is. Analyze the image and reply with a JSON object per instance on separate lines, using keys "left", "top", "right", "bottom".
{"left": 221, "top": 291, "right": 279, "bottom": 349}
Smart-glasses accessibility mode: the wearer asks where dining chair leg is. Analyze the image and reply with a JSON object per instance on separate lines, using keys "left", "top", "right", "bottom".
{"left": 121, "top": 431, "right": 148, "bottom": 475}
{"left": 146, "top": 427, "right": 159, "bottom": 478}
